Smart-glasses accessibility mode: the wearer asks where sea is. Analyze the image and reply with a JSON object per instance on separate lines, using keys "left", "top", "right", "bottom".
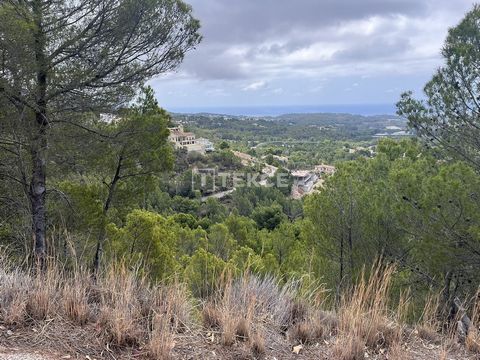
{"left": 168, "top": 104, "right": 397, "bottom": 117}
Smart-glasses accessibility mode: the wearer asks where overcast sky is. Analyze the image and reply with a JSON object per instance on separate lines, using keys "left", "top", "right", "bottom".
{"left": 150, "top": 0, "right": 475, "bottom": 111}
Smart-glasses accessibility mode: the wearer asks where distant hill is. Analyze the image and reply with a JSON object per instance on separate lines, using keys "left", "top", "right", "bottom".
{"left": 167, "top": 103, "right": 397, "bottom": 117}
{"left": 170, "top": 112, "right": 408, "bottom": 143}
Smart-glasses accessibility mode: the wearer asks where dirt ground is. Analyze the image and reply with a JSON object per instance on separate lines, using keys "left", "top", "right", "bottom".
{"left": 0, "top": 324, "right": 478, "bottom": 360}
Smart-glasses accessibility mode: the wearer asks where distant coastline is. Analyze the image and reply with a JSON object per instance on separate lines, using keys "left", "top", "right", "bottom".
{"left": 167, "top": 103, "right": 397, "bottom": 117}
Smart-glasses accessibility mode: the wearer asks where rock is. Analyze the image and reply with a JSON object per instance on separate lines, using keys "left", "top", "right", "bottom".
{"left": 292, "top": 344, "right": 303, "bottom": 354}
{"left": 452, "top": 297, "right": 473, "bottom": 343}
{"left": 457, "top": 321, "right": 467, "bottom": 343}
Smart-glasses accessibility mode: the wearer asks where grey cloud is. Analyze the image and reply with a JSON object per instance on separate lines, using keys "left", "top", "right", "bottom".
{"left": 151, "top": 0, "right": 476, "bottom": 108}
{"left": 189, "top": 0, "right": 428, "bottom": 44}
{"left": 332, "top": 33, "right": 411, "bottom": 62}
{"left": 248, "top": 38, "right": 315, "bottom": 58}
{"left": 181, "top": 47, "right": 248, "bottom": 80}
{"left": 176, "top": 0, "right": 474, "bottom": 82}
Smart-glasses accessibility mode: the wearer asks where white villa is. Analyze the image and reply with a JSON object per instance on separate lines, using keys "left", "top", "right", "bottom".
{"left": 291, "top": 165, "right": 335, "bottom": 198}
{"left": 168, "top": 125, "right": 214, "bottom": 154}
{"left": 196, "top": 138, "right": 215, "bottom": 152}
{"left": 291, "top": 170, "right": 318, "bottom": 194}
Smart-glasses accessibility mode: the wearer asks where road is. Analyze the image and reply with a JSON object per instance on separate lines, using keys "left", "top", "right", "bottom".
{"left": 201, "top": 189, "right": 234, "bottom": 201}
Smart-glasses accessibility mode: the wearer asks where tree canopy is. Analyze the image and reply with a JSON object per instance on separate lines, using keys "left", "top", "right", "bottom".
{"left": 397, "top": 5, "right": 480, "bottom": 171}
{"left": 0, "top": 0, "right": 201, "bottom": 266}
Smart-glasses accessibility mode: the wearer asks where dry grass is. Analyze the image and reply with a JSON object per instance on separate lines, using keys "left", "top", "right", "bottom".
{"left": 466, "top": 331, "right": 480, "bottom": 354}
{"left": 0, "top": 268, "right": 29, "bottom": 325}
{"left": 319, "top": 309, "right": 339, "bottom": 334}
{"left": 200, "top": 274, "right": 311, "bottom": 349}
{"left": 250, "top": 330, "right": 266, "bottom": 357}
{"left": 148, "top": 312, "right": 175, "bottom": 360}
{"left": 198, "top": 273, "right": 338, "bottom": 359}
{"left": 0, "top": 258, "right": 474, "bottom": 359}
{"left": 146, "top": 283, "right": 193, "bottom": 359}
{"left": 290, "top": 321, "right": 315, "bottom": 344}
{"left": 417, "top": 324, "right": 441, "bottom": 344}
{"left": 26, "top": 268, "right": 59, "bottom": 320}
{"left": 466, "top": 291, "right": 480, "bottom": 354}
{"left": 388, "top": 343, "right": 408, "bottom": 360}
{"left": 62, "top": 271, "right": 90, "bottom": 324}
{"left": 202, "top": 302, "right": 221, "bottom": 329}
{"left": 438, "top": 348, "right": 449, "bottom": 360}
{"left": 97, "top": 264, "right": 144, "bottom": 347}
{"left": 0, "top": 261, "right": 196, "bottom": 359}
{"left": 332, "top": 335, "right": 365, "bottom": 360}
{"left": 416, "top": 292, "right": 441, "bottom": 344}
{"left": 289, "top": 317, "right": 329, "bottom": 344}
{"left": 235, "top": 318, "right": 250, "bottom": 341}
{"left": 332, "top": 261, "right": 406, "bottom": 359}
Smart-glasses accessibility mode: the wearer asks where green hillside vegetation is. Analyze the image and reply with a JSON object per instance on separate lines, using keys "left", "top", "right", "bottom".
{"left": 1, "top": 1, "right": 480, "bottom": 359}
{"left": 173, "top": 112, "right": 406, "bottom": 166}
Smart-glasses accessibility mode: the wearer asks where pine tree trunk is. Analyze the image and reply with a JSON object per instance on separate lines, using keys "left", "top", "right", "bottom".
{"left": 92, "top": 182, "right": 117, "bottom": 274}
{"left": 31, "top": 0, "right": 48, "bottom": 270}
{"left": 92, "top": 216, "right": 107, "bottom": 275}
{"left": 92, "top": 155, "right": 123, "bottom": 274}
{"left": 336, "top": 232, "right": 345, "bottom": 306}
{"left": 30, "top": 124, "right": 47, "bottom": 270}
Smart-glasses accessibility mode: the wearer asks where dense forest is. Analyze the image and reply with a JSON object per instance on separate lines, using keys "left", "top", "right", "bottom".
{"left": 1, "top": 1, "right": 480, "bottom": 359}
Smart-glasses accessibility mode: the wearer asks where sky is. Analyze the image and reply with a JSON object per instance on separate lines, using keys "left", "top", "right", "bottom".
{"left": 150, "top": 0, "right": 476, "bottom": 113}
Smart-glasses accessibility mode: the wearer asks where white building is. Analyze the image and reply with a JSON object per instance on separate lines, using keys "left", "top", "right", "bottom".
{"left": 291, "top": 170, "right": 318, "bottom": 194}
{"left": 168, "top": 125, "right": 196, "bottom": 147}
{"left": 196, "top": 138, "right": 215, "bottom": 152}
{"left": 168, "top": 125, "right": 213, "bottom": 154}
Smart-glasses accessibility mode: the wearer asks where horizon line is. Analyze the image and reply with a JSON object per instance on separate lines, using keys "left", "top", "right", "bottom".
{"left": 166, "top": 103, "right": 398, "bottom": 117}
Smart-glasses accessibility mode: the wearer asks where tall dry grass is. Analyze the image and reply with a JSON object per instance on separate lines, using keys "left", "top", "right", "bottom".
{"left": 202, "top": 275, "right": 288, "bottom": 348}
{"left": 0, "top": 268, "right": 29, "bottom": 325}
{"left": 201, "top": 273, "right": 335, "bottom": 357}
{"left": 0, "top": 261, "right": 193, "bottom": 360}
{"left": 62, "top": 270, "right": 90, "bottom": 324}
{"left": 332, "top": 261, "right": 407, "bottom": 360}
{"left": 0, "top": 257, "right": 473, "bottom": 359}
{"left": 416, "top": 291, "right": 442, "bottom": 344}
{"left": 465, "top": 290, "right": 480, "bottom": 355}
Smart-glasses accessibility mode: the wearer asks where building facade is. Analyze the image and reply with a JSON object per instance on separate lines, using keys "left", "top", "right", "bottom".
{"left": 168, "top": 125, "right": 214, "bottom": 154}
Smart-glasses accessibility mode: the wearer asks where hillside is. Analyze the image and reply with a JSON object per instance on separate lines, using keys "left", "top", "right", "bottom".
{"left": 171, "top": 112, "right": 408, "bottom": 142}
{"left": 0, "top": 262, "right": 478, "bottom": 360}
{"left": 2, "top": 1, "right": 480, "bottom": 360}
